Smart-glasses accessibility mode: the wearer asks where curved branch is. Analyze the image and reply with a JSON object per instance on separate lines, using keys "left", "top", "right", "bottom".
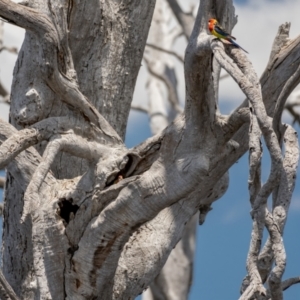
{"left": 131, "top": 105, "right": 149, "bottom": 114}
{"left": 146, "top": 43, "right": 184, "bottom": 63}
{"left": 213, "top": 42, "right": 283, "bottom": 200}
{"left": 285, "top": 102, "right": 300, "bottom": 125}
{"left": 273, "top": 61, "right": 300, "bottom": 140}
{"left": 216, "top": 107, "right": 250, "bottom": 144}
{"left": 282, "top": 276, "right": 300, "bottom": 291}
{"left": 212, "top": 39, "right": 287, "bottom": 299}
{"left": 20, "top": 132, "right": 131, "bottom": 222}
{"left": 265, "top": 209, "right": 286, "bottom": 299}
{"left": 22, "top": 135, "right": 62, "bottom": 221}
{"left": 0, "top": 81, "right": 8, "bottom": 98}
{"left": 0, "top": 45, "right": 18, "bottom": 54}
{"left": 0, "top": 176, "right": 5, "bottom": 188}
{"left": 166, "top": 0, "right": 194, "bottom": 40}
{"left": 144, "top": 57, "right": 183, "bottom": 114}
{"left": 256, "top": 124, "right": 299, "bottom": 284}
{"left": 0, "top": 116, "right": 107, "bottom": 169}
{"left": 0, "top": 269, "right": 20, "bottom": 300}
{"left": 0, "top": 0, "right": 122, "bottom": 144}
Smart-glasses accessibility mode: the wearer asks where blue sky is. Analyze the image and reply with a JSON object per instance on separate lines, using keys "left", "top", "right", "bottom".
{"left": 129, "top": 1, "right": 300, "bottom": 298}
{"left": 129, "top": 109, "right": 300, "bottom": 300}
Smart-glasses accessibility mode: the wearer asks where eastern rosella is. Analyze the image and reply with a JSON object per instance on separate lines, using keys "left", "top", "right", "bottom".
{"left": 208, "top": 19, "right": 248, "bottom": 53}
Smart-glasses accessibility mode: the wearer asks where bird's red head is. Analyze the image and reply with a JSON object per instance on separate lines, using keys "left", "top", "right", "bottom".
{"left": 208, "top": 18, "right": 217, "bottom": 31}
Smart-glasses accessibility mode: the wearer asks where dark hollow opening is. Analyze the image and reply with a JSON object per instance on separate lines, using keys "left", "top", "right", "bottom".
{"left": 58, "top": 198, "right": 79, "bottom": 224}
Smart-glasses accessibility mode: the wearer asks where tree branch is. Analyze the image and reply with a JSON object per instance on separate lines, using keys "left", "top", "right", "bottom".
{"left": 0, "top": 81, "right": 8, "bottom": 98}
{"left": 212, "top": 38, "right": 287, "bottom": 299}
{"left": 146, "top": 43, "right": 184, "bottom": 63}
{"left": 0, "top": 0, "right": 122, "bottom": 144}
{"left": 144, "top": 57, "right": 183, "bottom": 114}
{"left": 282, "top": 276, "right": 300, "bottom": 291}
{"left": 0, "top": 269, "right": 20, "bottom": 300}
{"left": 0, "top": 176, "right": 5, "bottom": 188}
{"left": 216, "top": 107, "right": 250, "bottom": 145}
{"left": 0, "top": 45, "right": 18, "bottom": 54}
{"left": 131, "top": 105, "right": 149, "bottom": 114}
{"left": 0, "top": 116, "right": 111, "bottom": 169}
{"left": 248, "top": 112, "right": 262, "bottom": 207}
{"left": 166, "top": 0, "right": 194, "bottom": 40}
{"left": 256, "top": 124, "right": 299, "bottom": 286}
{"left": 285, "top": 102, "right": 300, "bottom": 125}
{"left": 0, "top": 1, "right": 300, "bottom": 299}
{"left": 273, "top": 61, "right": 300, "bottom": 140}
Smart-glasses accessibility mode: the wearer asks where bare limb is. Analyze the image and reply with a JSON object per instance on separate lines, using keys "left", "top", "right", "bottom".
{"left": 144, "top": 57, "right": 183, "bottom": 114}
{"left": 166, "top": 0, "right": 194, "bottom": 39}
{"left": 257, "top": 276, "right": 300, "bottom": 300}
{"left": 273, "top": 62, "right": 300, "bottom": 140}
{"left": 282, "top": 276, "right": 300, "bottom": 291}
{"left": 216, "top": 107, "right": 250, "bottom": 144}
{"left": 257, "top": 124, "right": 299, "bottom": 283}
{"left": 131, "top": 105, "right": 149, "bottom": 114}
{"left": 0, "top": 116, "right": 110, "bottom": 169}
{"left": 146, "top": 43, "right": 184, "bottom": 63}
{"left": 285, "top": 101, "right": 300, "bottom": 125}
{"left": 0, "top": 0, "right": 122, "bottom": 144}
{"left": 0, "top": 45, "right": 18, "bottom": 54}
{"left": 145, "top": 1, "right": 183, "bottom": 137}
{"left": 0, "top": 176, "right": 5, "bottom": 188}
{"left": 220, "top": 73, "right": 230, "bottom": 80}
{"left": 0, "top": 81, "right": 8, "bottom": 98}
{"left": 213, "top": 42, "right": 283, "bottom": 191}
{"left": 248, "top": 112, "right": 262, "bottom": 206}
{"left": 267, "top": 22, "right": 291, "bottom": 71}
{"left": 212, "top": 39, "right": 287, "bottom": 299}
{"left": 265, "top": 209, "right": 286, "bottom": 299}
{"left": 0, "top": 1, "right": 299, "bottom": 299}
{"left": 0, "top": 269, "right": 20, "bottom": 300}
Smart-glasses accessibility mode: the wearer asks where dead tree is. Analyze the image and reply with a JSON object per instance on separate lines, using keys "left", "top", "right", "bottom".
{"left": 0, "top": 0, "right": 299, "bottom": 299}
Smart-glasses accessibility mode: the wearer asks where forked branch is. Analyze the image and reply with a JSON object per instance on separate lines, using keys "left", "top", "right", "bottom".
{"left": 210, "top": 37, "right": 294, "bottom": 299}
{"left": 0, "top": 0, "right": 122, "bottom": 143}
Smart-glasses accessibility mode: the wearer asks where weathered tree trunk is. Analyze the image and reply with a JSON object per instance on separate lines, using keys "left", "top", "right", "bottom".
{"left": 1, "top": 0, "right": 156, "bottom": 298}
{"left": 0, "top": 0, "right": 299, "bottom": 299}
{"left": 142, "top": 2, "right": 196, "bottom": 299}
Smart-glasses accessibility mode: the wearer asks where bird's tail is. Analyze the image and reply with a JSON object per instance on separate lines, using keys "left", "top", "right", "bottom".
{"left": 228, "top": 39, "right": 248, "bottom": 54}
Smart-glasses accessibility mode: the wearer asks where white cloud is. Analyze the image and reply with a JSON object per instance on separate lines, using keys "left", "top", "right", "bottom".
{"left": 218, "top": 0, "right": 300, "bottom": 107}
{"left": 235, "top": 0, "right": 300, "bottom": 74}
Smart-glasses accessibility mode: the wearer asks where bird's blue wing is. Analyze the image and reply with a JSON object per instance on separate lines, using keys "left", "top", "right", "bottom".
{"left": 215, "top": 24, "right": 236, "bottom": 40}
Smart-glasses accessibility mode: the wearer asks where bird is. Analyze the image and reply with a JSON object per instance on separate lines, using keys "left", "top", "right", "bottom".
{"left": 208, "top": 18, "right": 248, "bottom": 53}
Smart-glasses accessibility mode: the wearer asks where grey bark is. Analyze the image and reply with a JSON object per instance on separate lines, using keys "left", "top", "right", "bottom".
{"left": 0, "top": 269, "right": 20, "bottom": 300}
{"left": 0, "top": 0, "right": 299, "bottom": 300}
{"left": 142, "top": 2, "right": 195, "bottom": 299}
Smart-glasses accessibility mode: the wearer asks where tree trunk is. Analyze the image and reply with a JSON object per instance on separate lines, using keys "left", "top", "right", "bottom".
{"left": 1, "top": 0, "right": 156, "bottom": 298}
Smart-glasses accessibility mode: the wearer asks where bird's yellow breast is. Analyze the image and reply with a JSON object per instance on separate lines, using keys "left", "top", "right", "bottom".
{"left": 211, "top": 29, "right": 225, "bottom": 40}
